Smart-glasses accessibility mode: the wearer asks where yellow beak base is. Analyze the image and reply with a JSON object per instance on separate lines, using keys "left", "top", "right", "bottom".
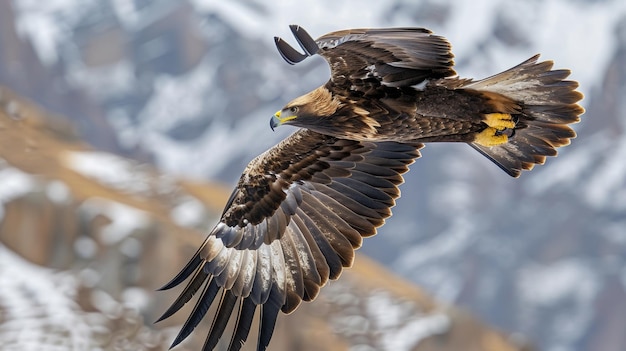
{"left": 270, "top": 110, "right": 297, "bottom": 131}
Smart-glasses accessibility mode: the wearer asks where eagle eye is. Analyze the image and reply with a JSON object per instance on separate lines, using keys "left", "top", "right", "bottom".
{"left": 289, "top": 106, "right": 299, "bottom": 114}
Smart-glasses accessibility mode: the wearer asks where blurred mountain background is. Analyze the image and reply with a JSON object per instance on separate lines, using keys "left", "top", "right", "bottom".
{"left": 0, "top": 0, "right": 625, "bottom": 350}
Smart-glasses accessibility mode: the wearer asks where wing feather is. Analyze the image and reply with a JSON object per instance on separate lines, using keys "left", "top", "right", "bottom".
{"left": 333, "top": 176, "right": 395, "bottom": 203}
{"left": 269, "top": 240, "right": 287, "bottom": 304}
{"left": 205, "top": 243, "right": 231, "bottom": 276}
{"left": 295, "top": 206, "right": 344, "bottom": 280}
{"left": 252, "top": 244, "right": 273, "bottom": 305}
{"left": 298, "top": 196, "right": 355, "bottom": 267}
{"left": 169, "top": 278, "right": 220, "bottom": 349}
{"left": 310, "top": 182, "right": 386, "bottom": 225}
{"left": 291, "top": 213, "right": 330, "bottom": 289}
{"left": 232, "top": 250, "right": 256, "bottom": 297}
{"left": 155, "top": 265, "right": 208, "bottom": 323}
{"left": 219, "top": 249, "right": 244, "bottom": 290}
{"left": 157, "top": 247, "right": 204, "bottom": 291}
{"left": 158, "top": 129, "right": 422, "bottom": 349}
{"left": 275, "top": 26, "right": 455, "bottom": 89}
{"left": 278, "top": 227, "right": 305, "bottom": 313}
{"left": 308, "top": 188, "right": 377, "bottom": 235}
{"left": 301, "top": 190, "right": 363, "bottom": 248}
{"left": 203, "top": 290, "right": 238, "bottom": 350}
{"left": 349, "top": 169, "right": 399, "bottom": 195}
{"left": 258, "top": 284, "right": 282, "bottom": 351}
{"left": 228, "top": 298, "right": 256, "bottom": 351}
{"left": 327, "top": 180, "right": 392, "bottom": 210}
{"left": 285, "top": 218, "right": 323, "bottom": 300}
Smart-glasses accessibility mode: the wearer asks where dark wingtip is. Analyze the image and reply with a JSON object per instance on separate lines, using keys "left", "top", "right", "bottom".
{"left": 154, "top": 314, "right": 168, "bottom": 324}
{"left": 202, "top": 291, "right": 239, "bottom": 350}
{"left": 257, "top": 284, "right": 282, "bottom": 351}
{"left": 155, "top": 269, "right": 209, "bottom": 324}
{"left": 274, "top": 36, "right": 306, "bottom": 65}
{"left": 156, "top": 283, "right": 176, "bottom": 292}
{"left": 228, "top": 298, "right": 257, "bottom": 351}
{"left": 289, "top": 25, "right": 319, "bottom": 56}
{"left": 168, "top": 279, "right": 222, "bottom": 349}
{"left": 156, "top": 254, "right": 202, "bottom": 291}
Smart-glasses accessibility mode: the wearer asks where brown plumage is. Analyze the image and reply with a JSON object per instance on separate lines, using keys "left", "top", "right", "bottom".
{"left": 272, "top": 25, "right": 584, "bottom": 176}
{"left": 158, "top": 25, "right": 584, "bottom": 350}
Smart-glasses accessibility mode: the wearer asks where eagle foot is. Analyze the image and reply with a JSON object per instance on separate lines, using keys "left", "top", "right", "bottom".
{"left": 474, "top": 127, "right": 509, "bottom": 147}
{"left": 484, "top": 113, "right": 516, "bottom": 130}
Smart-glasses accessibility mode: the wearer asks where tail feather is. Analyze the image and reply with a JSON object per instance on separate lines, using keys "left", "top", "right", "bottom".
{"left": 465, "top": 55, "right": 584, "bottom": 177}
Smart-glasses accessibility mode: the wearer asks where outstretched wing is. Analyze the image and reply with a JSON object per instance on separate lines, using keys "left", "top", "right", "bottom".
{"left": 275, "top": 25, "right": 456, "bottom": 90}
{"left": 158, "top": 129, "right": 422, "bottom": 350}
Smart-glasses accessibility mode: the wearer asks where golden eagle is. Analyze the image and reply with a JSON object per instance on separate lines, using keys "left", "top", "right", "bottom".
{"left": 158, "top": 25, "right": 583, "bottom": 350}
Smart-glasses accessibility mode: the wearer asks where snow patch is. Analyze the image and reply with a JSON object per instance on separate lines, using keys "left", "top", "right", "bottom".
{"left": 0, "top": 244, "right": 92, "bottom": 350}
{"left": 13, "top": 0, "right": 100, "bottom": 66}
{"left": 137, "top": 63, "right": 215, "bottom": 133}
{"left": 517, "top": 259, "right": 599, "bottom": 349}
{"left": 121, "top": 287, "right": 151, "bottom": 312}
{"left": 383, "top": 313, "right": 450, "bottom": 351}
{"left": 526, "top": 133, "right": 609, "bottom": 195}
{"left": 73, "top": 236, "right": 98, "bottom": 259}
{"left": 0, "top": 164, "right": 37, "bottom": 220}
{"left": 66, "top": 60, "right": 136, "bottom": 99}
{"left": 366, "top": 291, "right": 451, "bottom": 351}
{"left": 583, "top": 137, "right": 626, "bottom": 210}
{"left": 45, "top": 180, "right": 71, "bottom": 204}
{"left": 395, "top": 218, "right": 475, "bottom": 269}
{"left": 90, "top": 289, "right": 123, "bottom": 318}
{"left": 78, "top": 197, "right": 150, "bottom": 245}
{"left": 0, "top": 165, "right": 36, "bottom": 204}
{"left": 518, "top": 259, "right": 598, "bottom": 306}
{"left": 63, "top": 151, "right": 154, "bottom": 195}
{"left": 170, "top": 196, "right": 206, "bottom": 227}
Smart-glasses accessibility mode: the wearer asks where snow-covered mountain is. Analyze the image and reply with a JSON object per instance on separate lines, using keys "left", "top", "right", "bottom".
{"left": 2, "top": 0, "right": 626, "bottom": 350}
{"left": 0, "top": 86, "right": 528, "bottom": 351}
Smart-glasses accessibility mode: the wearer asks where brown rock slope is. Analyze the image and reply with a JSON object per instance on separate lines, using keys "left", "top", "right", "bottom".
{"left": 0, "top": 86, "right": 532, "bottom": 351}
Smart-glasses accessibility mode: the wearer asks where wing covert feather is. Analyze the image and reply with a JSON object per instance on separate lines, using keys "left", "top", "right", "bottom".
{"left": 158, "top": 129, "right": 422, "bottom": 349}
{"left": 275, "top": 26, "right": 456, "bottom": 89}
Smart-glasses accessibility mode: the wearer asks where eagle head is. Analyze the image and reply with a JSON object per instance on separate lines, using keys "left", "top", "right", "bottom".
{"left": 270, "top": 86, "right": 342, "bottom": 131}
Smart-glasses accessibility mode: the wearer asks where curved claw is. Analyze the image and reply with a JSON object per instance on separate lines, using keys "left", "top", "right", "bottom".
{"left": 289, "top": 24, "right": 319, "bottom": 56}
{"left": 274, "top": 37, "right": 308, "bottom": 65}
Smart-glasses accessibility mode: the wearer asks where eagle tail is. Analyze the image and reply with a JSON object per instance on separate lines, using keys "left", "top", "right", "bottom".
{"left": 464, "top": 54, "right": 584, "bottom": 177}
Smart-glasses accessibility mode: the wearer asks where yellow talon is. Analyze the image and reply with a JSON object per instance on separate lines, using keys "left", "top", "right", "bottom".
{"left": 474, "top": 127, "right": 509, "bottom": 147}
{"left": 484, "top": 113, "right": 516, "bottom": 130}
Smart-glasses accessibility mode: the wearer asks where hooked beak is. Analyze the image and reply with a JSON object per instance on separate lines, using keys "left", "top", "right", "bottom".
{"left": 269, "top": 110, "right": 297, "bottom": 131}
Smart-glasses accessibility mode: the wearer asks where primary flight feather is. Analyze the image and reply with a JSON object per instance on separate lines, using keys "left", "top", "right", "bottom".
{"left": 158, "top": 25, "right": 584, "bottom": 350}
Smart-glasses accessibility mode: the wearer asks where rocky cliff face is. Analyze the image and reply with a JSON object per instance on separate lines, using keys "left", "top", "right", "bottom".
{"left": 1, "top": 1, "right": 625, "bottom": 350}
{"left": 0, "top": 87, "right": 528, "bottom": 350}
